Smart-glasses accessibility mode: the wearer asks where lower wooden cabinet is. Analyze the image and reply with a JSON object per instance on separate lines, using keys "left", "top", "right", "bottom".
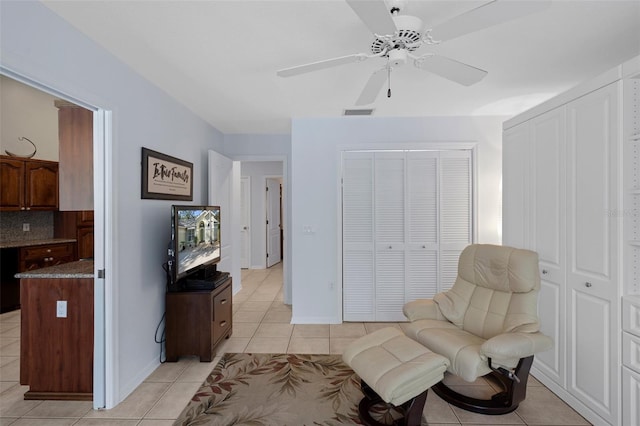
{"left": 165, "top": 277, "right": 232, "bottom": 362}
{"left": 20, "top": 277, "right": 93, "bottom": 400}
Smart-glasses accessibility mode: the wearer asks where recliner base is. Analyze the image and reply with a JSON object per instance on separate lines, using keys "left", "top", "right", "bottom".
{"left": 432, "top": 356, "right": 534, "bottom": 415}
{"left": 358, "top": 380, "right": 428, "bottom": 426}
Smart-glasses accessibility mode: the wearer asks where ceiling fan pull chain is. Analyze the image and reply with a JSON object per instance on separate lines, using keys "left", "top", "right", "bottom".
{"left": 387, "top": 66, "right": 392, "bottom": 98}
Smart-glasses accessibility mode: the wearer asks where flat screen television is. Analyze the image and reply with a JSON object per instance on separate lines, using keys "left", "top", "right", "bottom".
{"left": 169, "top": 205, "right": 221, "bottom": 286}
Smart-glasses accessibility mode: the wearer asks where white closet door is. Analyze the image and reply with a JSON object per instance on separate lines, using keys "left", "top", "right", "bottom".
{"left": 439, "top": 151, "right": 472, "bottom": 291}
{"left": 566, "top": 82, "right": 619, "bottom": 424}
{"left": 406, "top": 152, "right": 438, "bottom": 300}
{"left": 342, "top": 149, "right": 473, "bottom": 321}
{"left": 531, "top": 107, "right": 566, "bottom": 387}
{"left": 374, "top": 152, "right": 406, "bottom": 321}
{"left": 342, "top": 153, "right": 375, "bottom": 321}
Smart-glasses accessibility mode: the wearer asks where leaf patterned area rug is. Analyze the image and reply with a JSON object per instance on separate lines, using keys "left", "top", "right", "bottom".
{"left": 174, "top": 353, "right": 368, "bottom": 425}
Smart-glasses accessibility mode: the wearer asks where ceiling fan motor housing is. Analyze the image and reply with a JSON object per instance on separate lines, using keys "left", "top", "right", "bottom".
{"left": 371, "top": 14, "right": 423, "bottom": 55}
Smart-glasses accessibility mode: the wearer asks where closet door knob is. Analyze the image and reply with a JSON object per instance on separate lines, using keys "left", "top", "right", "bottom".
{"left": 388, "top": 245, "right": 392, "bottom": 249}
{"left": 585, "top": 282, "right": 592, "bottom": 288}
{"left": 542, "top": 269, "right": 549, "bottom": 275}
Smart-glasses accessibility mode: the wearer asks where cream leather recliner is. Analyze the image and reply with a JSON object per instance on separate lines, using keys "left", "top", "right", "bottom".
{"left": 403, "top": 244, "right": 553, "bottom": 414}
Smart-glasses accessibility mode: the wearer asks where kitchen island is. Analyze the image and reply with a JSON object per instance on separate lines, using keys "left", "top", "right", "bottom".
{"left": 16, "top": 260, "right": 94, "bottom": 401}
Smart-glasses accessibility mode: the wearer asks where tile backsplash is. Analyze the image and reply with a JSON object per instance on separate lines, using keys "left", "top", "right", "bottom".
{"left": 0, "top": 211, "right": 53, "bottom": 242}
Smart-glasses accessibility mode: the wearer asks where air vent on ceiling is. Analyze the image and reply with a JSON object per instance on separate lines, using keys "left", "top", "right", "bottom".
{"left": 343, "top": 108, "right": 375, "bottom": 116}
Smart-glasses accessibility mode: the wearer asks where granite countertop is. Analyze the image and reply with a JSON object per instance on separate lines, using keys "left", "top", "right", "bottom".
{"left": 0, "top": 238, "right": 77, "bottom": 249}
{"left": 15, "top": 259, "right": 94, "bottom": 279}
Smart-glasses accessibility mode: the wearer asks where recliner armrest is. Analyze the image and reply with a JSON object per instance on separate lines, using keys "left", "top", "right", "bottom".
{"left": 481, "top": 332, "right": 553, "bottom": 360}
{"left": 403, "top": 299, "right": 446, "bottom": 322}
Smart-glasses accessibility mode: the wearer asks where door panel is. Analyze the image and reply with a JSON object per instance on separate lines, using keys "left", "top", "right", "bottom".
{"left": 240, "top": 177, "right": 250, "bottom": 269}
{"left": 266, "top": 177, "right": 281, "bottom": 267}
{"left": 566, "top": 83, "right": 619, "bottom": 423}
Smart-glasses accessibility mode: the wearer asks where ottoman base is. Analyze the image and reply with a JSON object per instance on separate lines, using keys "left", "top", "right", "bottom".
{"left": 358, "top": 380, "right": 428, "bottom": 426}
{"left": 342, "top": 327, "right": 449, "bottom": 426}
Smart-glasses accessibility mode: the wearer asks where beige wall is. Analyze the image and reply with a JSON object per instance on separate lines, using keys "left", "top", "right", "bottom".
{"left": 0, "top": 75, "right": 59, "bottom": 161}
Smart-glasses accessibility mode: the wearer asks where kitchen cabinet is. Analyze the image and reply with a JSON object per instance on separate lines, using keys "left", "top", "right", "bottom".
{"left": 0, "top": 156, "right": 58, "bottom": 211}
{"left": 56, "top": 100, "right": 93, "bottom": 211}
{"left": 55, "top": 211, "right": 94, "bottom": 259}
{"left": 19, "top": 242, "right": 75, "bottom": 272}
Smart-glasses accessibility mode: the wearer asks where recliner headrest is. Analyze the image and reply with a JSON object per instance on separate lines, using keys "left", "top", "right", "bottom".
{"left": 458, "top": 244, "right": 540, "bottom": 293}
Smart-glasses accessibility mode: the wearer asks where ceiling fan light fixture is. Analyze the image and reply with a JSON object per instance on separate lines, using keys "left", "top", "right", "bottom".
{"left": 388, "top": 48, "right": 407, "bottom": 66}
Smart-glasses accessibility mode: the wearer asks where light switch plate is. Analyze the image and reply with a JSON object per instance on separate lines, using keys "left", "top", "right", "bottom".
{"left": 56, "top": 300, "right": 67, "bottom": 318}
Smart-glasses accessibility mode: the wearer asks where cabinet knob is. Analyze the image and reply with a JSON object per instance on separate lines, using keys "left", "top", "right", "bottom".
{"left": 542, "top": 269, "right": 549, "bottom": 275}
{"left": 21, "top": 207, "right": 26, "bottom": 211}
{"left": 422, "top": 245, "right": 426, "bottom": 249}
{"left": 26, "top": 207, "right": 30, "bottom": 211}
{"left": 388, "top": 245, "right": 392, "bottom": 249}
{"left": 585, "top": 282, "right": 592, "bottom": 288}
{"left": 47, "top": 249, "right": 52, "bottom": 253}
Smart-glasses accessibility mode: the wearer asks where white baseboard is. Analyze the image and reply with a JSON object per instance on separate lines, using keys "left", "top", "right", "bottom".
{"left": 117, "top": 355, "right": 160, "bottom": 407}
{"left": 291, "top": 315, "right": 342, "bottom": 324}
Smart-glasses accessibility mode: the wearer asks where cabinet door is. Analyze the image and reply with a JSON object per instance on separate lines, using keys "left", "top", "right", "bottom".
{"left": 623, "top": 366, "right": 640, "bottom": 426}
{"left": 25, "top": 161, "right": 58, "bottom": 210}
{"left": 0, "top": 158, "right": 25, "bottom": 210}
{"left": 566, "top": 82, "right": 619, "bottom": 424}
{"left": 77, "top": 227, "right": 94, "bottom": 260}
{"left": 530, "top": 107, "right": 566, "bottom": 387}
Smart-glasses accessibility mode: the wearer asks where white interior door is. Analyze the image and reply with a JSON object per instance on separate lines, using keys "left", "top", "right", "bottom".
{"left": 266, "top": 177, "right": 281, "bottom": 267}
{"left": 240, "top": 177, "right": 250, "bottom": 269}
{"left": 208, "top": 150, "right": 240, "bottom": 290}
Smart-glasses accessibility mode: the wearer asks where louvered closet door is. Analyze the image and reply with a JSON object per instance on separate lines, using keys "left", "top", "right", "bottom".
{"left": 406, "top": 152, "right": 438, "bottom": 301}
{"left": 342, "top": 153, "right": 375, "bottom": 321}
{"left": 342, "top": 149, "right": 473, "bottom": 321}
{"left": 374, "top": 152, "right": 406, "bottom": 321}
{"left": 439, "top": 151, "right": 472, "bottom": 291}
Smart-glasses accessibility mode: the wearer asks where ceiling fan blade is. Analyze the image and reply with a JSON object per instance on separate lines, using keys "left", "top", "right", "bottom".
{"left": 430, "top": 0, "right": 551, "bottom": 42}
{"left": 355, "top": 67, "right": 388, "bottom": 105}
{"left": 277, "top": 54, "right": 367, "bottom": 77}
{"left": 415, "top": 55, "right": 487, "bottom": 86}
{"left": 346, "top": 0, "right": 397, "bottom": 36}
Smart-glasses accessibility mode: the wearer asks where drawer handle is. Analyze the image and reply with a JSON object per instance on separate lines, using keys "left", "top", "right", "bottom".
{"left": 220, "top": 299, "right": 228, "bottom": 305}
{"left": 219, "top": 321, "right": 227, "bottom": 327}
{"left": 585, "top": 282, "right": 592, "bottom": 288}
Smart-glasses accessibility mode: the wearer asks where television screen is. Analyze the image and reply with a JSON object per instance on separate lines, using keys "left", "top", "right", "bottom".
{"left": 171, "top": 205, "right": 221, "bottom": 282}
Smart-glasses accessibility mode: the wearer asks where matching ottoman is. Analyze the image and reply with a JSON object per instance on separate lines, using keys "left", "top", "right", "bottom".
{"left": 342, "top": 327, "right": 449, "bottom": 426}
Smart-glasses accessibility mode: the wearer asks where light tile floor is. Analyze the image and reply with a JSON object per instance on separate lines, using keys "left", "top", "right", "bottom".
{"left": 0, "top": 263, "right": 590, "bottom": 425}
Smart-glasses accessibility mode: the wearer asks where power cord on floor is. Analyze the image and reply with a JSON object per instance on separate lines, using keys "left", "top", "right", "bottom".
{"left": 155, "top": 311, "right": 166, "bottom": 363}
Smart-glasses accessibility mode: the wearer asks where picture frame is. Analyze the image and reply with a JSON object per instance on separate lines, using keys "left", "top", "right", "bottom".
{"left": 141, "top": 147, "right": 193, "bottom": 201}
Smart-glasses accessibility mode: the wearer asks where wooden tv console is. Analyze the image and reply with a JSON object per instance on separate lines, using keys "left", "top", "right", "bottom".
{"left": 165, "top": 275, "right": 232, "bottom": 362}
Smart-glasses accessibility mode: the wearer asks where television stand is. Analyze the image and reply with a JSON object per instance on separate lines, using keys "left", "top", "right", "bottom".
{"left": 165, "top": 274, "right": 232, "bottom": 362}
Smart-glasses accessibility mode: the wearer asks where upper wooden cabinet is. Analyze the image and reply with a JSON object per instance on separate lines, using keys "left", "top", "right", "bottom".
{"left": 0, "top": 156, "right": 59, "bottom": 211}
{"left": 56, "top": 100, "right": 93, "bottom": 211}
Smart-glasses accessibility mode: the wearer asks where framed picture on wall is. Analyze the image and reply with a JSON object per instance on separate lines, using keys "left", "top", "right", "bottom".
{"left": 141, "top": 147, "right": 193, "bottom": 201}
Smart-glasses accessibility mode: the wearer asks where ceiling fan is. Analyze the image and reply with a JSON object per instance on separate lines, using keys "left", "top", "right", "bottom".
{"left": 277, "top": 0, "right": 550, "bottom": 105}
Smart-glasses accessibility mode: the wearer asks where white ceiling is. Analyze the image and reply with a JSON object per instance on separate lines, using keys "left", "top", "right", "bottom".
{"left": 42, "top": 0, "right": 640, "bottom": 134}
